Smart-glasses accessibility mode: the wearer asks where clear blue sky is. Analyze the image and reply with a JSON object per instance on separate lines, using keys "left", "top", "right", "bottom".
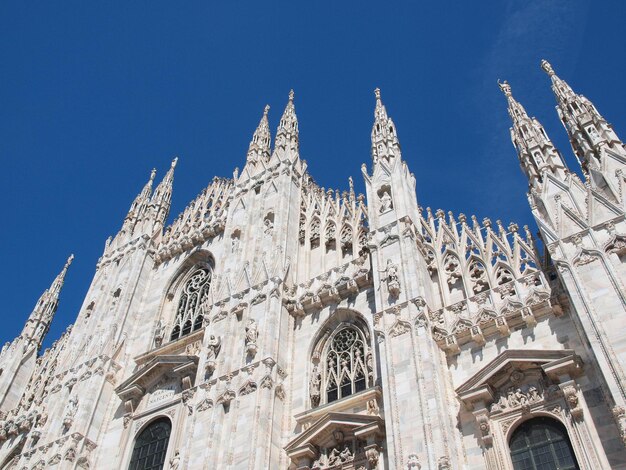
{"left": 1, "top": 1, "right": 625, "bottom": 349}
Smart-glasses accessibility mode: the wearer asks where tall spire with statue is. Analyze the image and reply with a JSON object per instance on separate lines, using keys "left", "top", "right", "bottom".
{"left": 498, "top": 79, "right": 568, "bottom": 189}
{"left": 541, "top": 59, "right": 626, "bottom": 195}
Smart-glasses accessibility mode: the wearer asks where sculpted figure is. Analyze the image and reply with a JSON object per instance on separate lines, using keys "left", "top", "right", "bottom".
{"left": 379, "top": 190, "right": 393, "bottom": 213}
{"left": 245, "top": 319, "right": 259, "bottom": 355}
{"left": 328, "top": 448, "right": 341, "bottom": 466}
{"left": 384, "top": 259, "right": 401, "bottom": 296}
{"left": 206, "top": 335, "right": 221, "bottom": 360}
{"left": 63, "top": 395, "right": 79, "bottom": 428}
{"left": 245, "top": 319, "right": 258, "bottom": 345}
{"left": 154, "top": 320, "right": 165, "bottom": 348}
{"left": 310, "top": 364, "right": 321, "bottom": 407}
{"left": 169, "top": 450, "right": 180, "bottom": 470}
{"left": 339, "top": 446, "right": 353, "bottom": 462}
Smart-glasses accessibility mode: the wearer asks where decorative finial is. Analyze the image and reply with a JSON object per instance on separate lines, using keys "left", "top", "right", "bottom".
{"left": 171, "top": 157, "right": 178, "bottom": 168}
{"left": 150, "top": 168, "right": 157, "bottom": 181}
{"left": 540, "top": 59, "right": 555, "bottom": 76}
{"left": 288, "top": 89, "right": 294, "bottom": 101}
{"left": 65, "top": 254, "right": 75, "bottom": 269}
{"left": 374, "top": 87, "right": 381, "bottom": 100}
{"left": 263, "top": 104, "right": 270, "bottom": 116}
{"left": 498, "top": 80, "right": 512, "bottom": 97}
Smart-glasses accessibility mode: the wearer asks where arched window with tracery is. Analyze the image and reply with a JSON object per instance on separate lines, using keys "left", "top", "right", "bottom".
{"left": 170, "top": 266, "right": 211, "bottom": 341}
{"left": 311, "top": 323, "right": 372, "bottom": 407}
{"left": 129, "top": 417, "right": 172, "bottom": 470}
{"left": 509, "top": 417, "right": 579, "bottom": 470}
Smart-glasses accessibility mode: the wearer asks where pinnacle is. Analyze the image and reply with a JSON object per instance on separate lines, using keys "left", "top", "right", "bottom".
{"left": 498, "top": 80, "right": 512, "bottom": 97}
{"left": 263, "top": 104, "right": 270, "bottom": 116}
{"left": 288, "top": 89, "right": 295, "bottom": 102}
{"left": 65, "top": 254, "right": 74, "bottom": 269}
{"left": 171, "top": 157, "right": 178, "bottom": 169}
{"left": 374, "top": 87, "right": 381, "bottom": 100}
{"left": 540, "top": 59, "right": 555, "bottom": 76}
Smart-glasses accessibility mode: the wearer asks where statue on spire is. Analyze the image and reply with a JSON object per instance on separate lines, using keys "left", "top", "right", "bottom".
{"left": 247, "top": 104, "right": 272, "bottom": 163}
{"left": 540, "top": 59, "right": 555, "bottom": 76}
{"left": 371, "top": 88, "right": 400, "bottom": 164}
{"left": 276, "top": 90, "right": 299, "bottom": 152}
{"left": 498, "top": 80, "right": 512, "bottom": 97}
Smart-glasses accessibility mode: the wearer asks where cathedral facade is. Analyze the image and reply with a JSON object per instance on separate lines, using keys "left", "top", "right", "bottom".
{"left": 2, "top": 61, "right": 626, "bottom": 470}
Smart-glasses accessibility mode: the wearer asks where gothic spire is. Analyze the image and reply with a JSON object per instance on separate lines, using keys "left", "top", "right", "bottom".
{"left": 25, "top": 254, "right": 74, "bottom": 349}
{"left": 151, "top": 158, "right": 178, "bottom": 229}
{"left": 371, "top": 88, "right": 401, "bottom": 164}
{"left": 275, "top": 90, "right": 299, "bottom": 151}
{"left": 499, "top": 80, "right": 567, "bottom": 188}
{"left": 122, "top": 168, "right": 156, "bottom": 228}
{"left": 541, "top": 59, "right": 625, "bottom": 174}
{"left": 247, "top": 105, "right": 271, "bottom": 163}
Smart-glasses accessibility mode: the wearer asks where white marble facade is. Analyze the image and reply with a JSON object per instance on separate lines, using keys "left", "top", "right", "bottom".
{"left": 1, "top": 62, "right": 626, "bottom": 469}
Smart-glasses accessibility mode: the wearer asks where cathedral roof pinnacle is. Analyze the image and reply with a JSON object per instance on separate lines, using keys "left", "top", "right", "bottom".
{"left": 498, "top": 80, "right": 512, "bottom": 97}
{"left": 276, "top": 90, "right": 299, "bottom": 150}
{"left": 540, "top": 59, "right": 555, "bottom": 76}
{"left": 248, "top": 104, "right": 272, "bottom": 160}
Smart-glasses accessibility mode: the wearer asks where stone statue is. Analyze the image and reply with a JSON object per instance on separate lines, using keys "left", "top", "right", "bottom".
{"left": 328, "top": 448, "right": 341, "bottom": 466}
{"left": 169, "top": 450, "right": 180, "bottom": 470}
{"left": 154, "top": 320, "right": 165, "bottom": 348}
{"left": 310, "top": 364, "right": 321, "bottom": 407}
{"left": 339, "top": 446, "right": 353, "bottom": 462}
{"left": 63, "top": 395, "right": 79, "bottom": 428}
{"left": 380, "top": 190, "right": 393, "bottom": 213}
{"left": 207, "top": 335, "right": 221, "bottom": 361}
{"left": 384, "top": 259, "right": 401, "bottom": 297}
{"left": 245, "top": 319, "right": 258, "bottom": 355}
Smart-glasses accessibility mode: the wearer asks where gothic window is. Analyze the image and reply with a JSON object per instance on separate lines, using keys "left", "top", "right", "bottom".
{"left": 129, "top": 417, "right": 172, "bottom": 470}
{"left": 322, "top": 325, "right": 371, "bottom": 405}
{"left": 310, "top": 218, "right": 321, "bottom": 248}
{"left": 496, "top": 266, "right": 514, "bottom": 285}
{"left": 469, "top": 259, "right": 489, "bottom": 293}
{"left": 170, "top": 267, "right": 211, "bottom": 341}
{"left": 509, "top": 417, "right": 579, "bottom": 470}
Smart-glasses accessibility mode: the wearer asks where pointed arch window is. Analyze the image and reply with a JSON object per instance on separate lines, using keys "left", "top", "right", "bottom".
{"left": 322, "top": 325, "right": 371, "bottom": 405}
{"left": 129, "top": 417, "right": 171, "bottom": 470}
{"left": 170, "top": 267, "right": 211, "bottom": 341}
{"left": 509, "top": 417, "right": 579, "bottom": 470}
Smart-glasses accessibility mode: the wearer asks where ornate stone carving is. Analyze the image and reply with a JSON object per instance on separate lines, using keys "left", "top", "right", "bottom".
{"left": 245, "top": 319, "right": 259, "bottom": 356}
{"left": 328, "top": 445, "right": 353, "bottom": 466}
{"left": 365, "top": 443, "right": 380, "bottom": 467}
{"left": 563, "top": 384, "right": 583, "bottom": 420}
{"left": 169, "top": 449, "right": 181, "bottom": 470}
{"left": 310, "top": 364, "right": 321, "bottom": 407}
{"left": 389, "top": 320, "right": 411, "bottom": 338}
{"left": 490, "top": 379, "right": 545, "bottom": 414}
{"left": 612, "top": 405, "right": 626, "bottom": 446}
{"left": 153, "top": 320, "right": 165, "bottom": 348}
{"left": 63, "top": 395, "right": 79, "bottom": 429}
{"left": 437, "top": 456, "right": 451, "bottom": 470}
{"left": 383, "top": 259, "right": 401, "bottom": 297}
{"left": 195, "top": 398, "right": 211, "bottom": 411}
{"left": 407, "top": 453, "right": 421, "bottom": 469}
{"left": 379, "top": 190, "right": 393, "bottom": 213}
{"left": 205, "top": 335, "right": 221, "bottom": 376}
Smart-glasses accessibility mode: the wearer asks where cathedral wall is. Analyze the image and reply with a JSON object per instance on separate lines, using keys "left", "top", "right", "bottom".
{"left": 452, "top": 308, "right": 626, "bottom": 469}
